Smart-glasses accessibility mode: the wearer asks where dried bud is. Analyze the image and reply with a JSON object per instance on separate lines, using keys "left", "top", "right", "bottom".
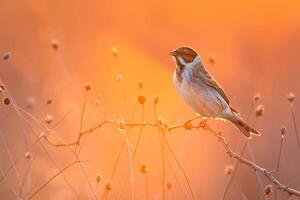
{"left": 208, "top": 54, "right": 216, "bottom": 65}
{"left": 140, "top": 164, "right": 149, "bottom": 174}
{"left": 184, "top": 121, "right": 193, "bottom": 130}
{"left": 84, "top": 83, "right": 92, "bottom": 91}
{"left": 224, "top": 165, "right": 234, "bottom": 175}
{"left": 95, "top": 99, "right": 100, "bottom": 105}
{"left": 111, "top": 46, "right": 118, "bottom": 57}
{"left": 46, "top": 99, "right": 52, "bottom": 104}
{"left": 157, "top": 117, "right": 164, "bottom": 126}
{"left": 44, "top": 114, "right": 53, "bottom": 124}
{"left": 264, "top": 184, "right": 272, "bottom": 196}
{"left": 0, "top": 85, "right": 5, "bottom": 93}
{"left": 255, "top": 104, "right": 264, "bottom": 117}
{"left": 116, "top": 73, "right": 123, "bottom": 81}
{"left": 287, "top": 92, "right": 295, "bottom": 103}
{"left": 105, "top": 181, "right": 113, "bottom": 191}
{"left": 167, "top": 181, "right": 172, "bottom": 190}
{"left": 280, "top": 126, "right": 286, "bottom": 137}
{"left": 95, "top": 172, "right": 102, "bottom": 183}
{"left": 163, "top": 120, "right": 168, "bottom": 129}
{"left": 138, "top": 82, "right": 143, "bottom": 89}
{"left": 51, "top": 39, "right": 59, "bottom": 50}
{"left": 118, "top": 119, "right": 126, "bottom": 130}
{"left": 138, "top": 95, "right": 146, "bottom": 105}
{"left": 153, "top": 95, "right": 159, "bottom": 105}
{"left": 254, "top": 93, "right": 261, "bottom": 102}
{"left": 199, "top": 120, "right": 207, "bottom": 128}
{"left": 3, "top": 52, "right": 11, "bottom": 61}
{"left": 39, "top": 132, "right": 46, "bottom": 138}
{"left": 25, "top": 152, "right": 32, "bottom": 160}
{"left": 3, "top": 97, "right": 10, "bottom": 105}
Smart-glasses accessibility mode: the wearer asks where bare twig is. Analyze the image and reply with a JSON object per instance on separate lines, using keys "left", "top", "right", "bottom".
{"left": 27, "top": 160, "right": 79, "bottom": 200}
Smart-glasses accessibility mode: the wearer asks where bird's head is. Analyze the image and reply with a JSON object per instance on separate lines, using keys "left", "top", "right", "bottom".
{"left": 170, "top": 46, "right": 200, "bottom": 68}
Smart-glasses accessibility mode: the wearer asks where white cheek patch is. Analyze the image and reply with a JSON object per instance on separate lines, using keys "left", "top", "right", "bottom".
{"left": 178, "top": 56, "right": 201, "bottom": 69}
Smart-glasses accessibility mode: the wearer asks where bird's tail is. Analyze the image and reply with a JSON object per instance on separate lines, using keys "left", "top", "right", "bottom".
{"left": 227, "top": 111, "right": 261, "bottom": 138}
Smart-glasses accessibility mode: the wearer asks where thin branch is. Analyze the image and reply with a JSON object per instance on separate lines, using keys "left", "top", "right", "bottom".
{"left": 27, "top": 160, "right": 79, "bottom": 200}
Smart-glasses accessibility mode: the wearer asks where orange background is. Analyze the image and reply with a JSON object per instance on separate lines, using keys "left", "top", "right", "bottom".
{"left": 1, "top": 0, "right": 300, "bottom": 199}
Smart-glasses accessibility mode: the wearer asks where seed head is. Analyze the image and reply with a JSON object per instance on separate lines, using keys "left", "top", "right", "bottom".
{"left": 138, "top": 82, "right": 143, "bottom": 89}
{"left": 116, "top": 73, "right": 123, "bottom": 81}
{"left": 39, "top": 132, "right": 46, "bottom": 138}
{"left": 111, "top": 46, "right": 119, "bottom": 57}
{"left": 255, "top": 104, "right": 264, "bottom": 117}
{"left": 208, "top": 54, "right": 216, "bottom": 65}
{"left": 3, "top": 97, "right": 10, "bottom": 105}
{"left": 51, "top": 39, "right": 59, "bottom": 50}
{"left": 264, "top": 184, "right": 272, "bottom": 196}
{"left": 95, "top": 99, "right": 100, "bottom": 105}
{"left": 280, "top": 126, "right": 286, "bottom": 138}
{"left": 224, "top": 165, "right": 234, "bottom": 175}
{"left": 44, "top": 114, "right": 53, "bottom": 124}
{"left": 118, "top": 119, "right": 126, "bottom": 130}
{"left": 3, "top": 52, "right": 11, "bottom": 61}
{"left": 95, "top": 172, "right": 102, "bottom": 183}
{"left": 84, "top": 83, "right": 92, "bottom": 91}
{"left": 287, "top": 92, "right": 295, "bottom": 103}
{"left": 46, "top": 99, "right": 52, "bottom": 104}
{"left": 157, "top": 116, "right": 164, "bottom": 126}
{"left": 0, "top": 85, "right": 4, "bottom": 93}
{"left": 138, "top": 95, "right": 146, "bottom": 105}
{"left": 105, "top": 181, "right": 113, "bottom": 191}
{"left": 25, "top": 152, "right": 32, "bottom": 160}
{"left": 140, "top": 164, "right": 149, "bottom": 174}
{"left": 153, "top": 95, "right": 159, "bottom": 105}
{"left": 254, "top": 93, "right": 261, "bottom": 102}
{"left": 184, "top": 121, "right": 193, "bottom": 130}
{"left": 167, "top": 181, "right": 172, "bottom": 190}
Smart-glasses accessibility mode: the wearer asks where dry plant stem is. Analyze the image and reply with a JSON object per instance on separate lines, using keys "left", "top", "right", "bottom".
{"left": 247, "top": 141, "right": 266, "bottom": 199}
{"left": 275, "top": 136, "right": 284, "bottom": 200}
{"left": 159, "top": 128, "right": 189, "bottom": 200}
{"left": 221, "top": 140, "right": 247, "bottom": 200}
{"left": 155, "top": 102, "right": 195, "bottom": 199}
{"left": 221, "top": 113, "right": 255, "bottom": 200}
{"left": 76, "top": 90, "right": 88, "bottom": 154}
{"left": 290, "top": 103, "right": 300, "bottom": 150}
{"left": 124, "top": 128, "right": 135, "bottom": 200}
{"left": 145, "top": 173, "right": 149, "bottom": 200}
{"left": 162, "top": 130, "right": 166, "bottom": 200}
{"left": 40, "top": 114, "right": 300, "bottom": 197}
{"left": 12, "top": 105, "right": 82, "bottom": 200}
{"left": 0, "top": 131, "right": 23, "bottom": 198}
{"left": 72, "top": 151, "right": 98, "bottom": 200}
{"left": 164, "top": 133, "right": 196, "bottom": 200}
{"left": 27, "top": 160, "right": 80, "bottom": 200}
{"left": 201, "top": 124, "right": 300, "bottom": 197}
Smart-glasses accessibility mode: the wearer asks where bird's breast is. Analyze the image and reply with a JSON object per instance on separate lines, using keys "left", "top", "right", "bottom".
{"left": 173, "top": 71, "right": 224, "bottom": 117}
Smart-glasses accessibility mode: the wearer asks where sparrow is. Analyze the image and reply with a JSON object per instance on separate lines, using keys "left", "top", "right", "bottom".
{"left": 170, "top": 46, "right": 260, "bottom": 138}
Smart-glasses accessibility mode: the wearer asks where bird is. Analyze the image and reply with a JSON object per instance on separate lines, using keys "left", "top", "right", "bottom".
{"left": 170, "top": 46, "right": 260, "bottom": 138}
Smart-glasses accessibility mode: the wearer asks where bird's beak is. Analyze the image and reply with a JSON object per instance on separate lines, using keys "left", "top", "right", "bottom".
{"left": 169, "top": 51, "right": 176, "bottom": 57}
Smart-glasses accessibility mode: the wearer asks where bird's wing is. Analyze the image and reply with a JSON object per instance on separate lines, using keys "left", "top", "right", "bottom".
{"left": 200, "top": 68, "right": 230, "bottom": 105}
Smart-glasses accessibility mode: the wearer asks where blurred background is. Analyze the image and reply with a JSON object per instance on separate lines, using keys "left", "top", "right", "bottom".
{"left": 1, "top": 0, "right": 300, "bottom": 199}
